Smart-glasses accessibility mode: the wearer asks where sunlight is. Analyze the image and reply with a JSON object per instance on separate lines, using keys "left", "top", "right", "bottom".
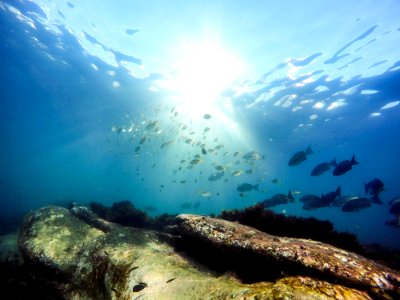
{"left": 159, "top": 41, "right": 245, "bottom": 116}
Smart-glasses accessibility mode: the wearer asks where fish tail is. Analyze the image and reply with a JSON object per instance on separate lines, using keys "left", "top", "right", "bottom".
{"left": 351, "top": 154, "right": 360, "bottom": 165}
{"left": 254, "top": 184, "right": 259, "bottom": 191}
{"left": 364, "top": 183, "right": 368, "bottom": 194}
{"left": 336, "top": 186, "right": 341, "bottom": 196}
{"left": 288, "top": 190, "right": 295, "bottom": 202}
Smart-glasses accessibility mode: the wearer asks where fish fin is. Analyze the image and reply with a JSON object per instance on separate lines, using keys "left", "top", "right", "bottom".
{"left": 288, "top": 190, "right": 295, "bottom": 202}
{"left": 254, "top": 184, "right": 259, "bottom": 191}
{"left": 351, "top": 154, "right": 360, "bottom": 165}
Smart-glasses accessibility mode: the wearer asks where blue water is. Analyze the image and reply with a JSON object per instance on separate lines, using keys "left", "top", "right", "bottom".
{"left": 1, "top": 0, "right": 400, "bottom": 248}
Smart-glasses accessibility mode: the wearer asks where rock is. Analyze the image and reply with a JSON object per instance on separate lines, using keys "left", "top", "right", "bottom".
{"left": 0, "top": 232, "right": 23, "bottom": 265}
{"left": 174, "top": 214, "right": 400, "bottom": 297}
{"left": 11, "top": 205, "right": 386, "bottom": 299}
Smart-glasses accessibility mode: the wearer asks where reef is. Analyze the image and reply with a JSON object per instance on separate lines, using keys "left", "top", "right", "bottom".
{"left": 0, "top": 205, "right": 399, "bottom": 299}
{"left": 219, "top": 203, "right": 364, "bottom": 253}
{"left": 174, "top": 214, "right": 400, "bottom": 299}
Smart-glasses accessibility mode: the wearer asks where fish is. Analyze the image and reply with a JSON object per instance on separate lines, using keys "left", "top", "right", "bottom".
{"left": 304, "top": 187, "right": 341, "bottom": 209}
{"left": 203, "top": 113, "right": 212, "bottom": 119}
{"left": 364, "top": 178, "right": 384, "bottom": 204}
{"left": 341, "top": 197, "right": 371, "bottom": 212}
{"left": 232, "top": 170, "right": 244, "bottom": 177}
{"left": 332, "top": 195, "right": 360, "bottom": 207}
{"left": 332, "top": 154, "right": 359, "bottom": 176}
{"left": 201, "top": 148, "right": 207, "bottom": 155}
{"left": 261, "top": 191, "right": 294, "bottom": 208}
{"left": 145, "top": 120, "right": 159, "bottom": 131}
{"left": 288, "top": 145, "right": 313, "bottom": 166}
{"left": 302, "top": 197, "right": 323, "bottom": 210}
{"left": 310, "top": 160, "right": 335, "bottom": 176}
{"left": 160, "top": 140, "right": 174, "bottom": 149}
{"left": 132, "top": 282, "right": 147, "bottom": 292}
{"left": 155, "top": 128, "right": 162, "bottom": 135}
{"left": 214, "top": 165, "right": 224, "bottom": 171}
{"left": 320, "top": 186, "right": 341, "bottom": 205}
{"left": 389, "top": 197, "right": 400, "bottom": 214}
{"left": 386, "top": 197, "right": 400, "bottom": 227}
{"left": 139, "top": 136, "right": 147, "bottom": 144}
{"left": 271, "top": 178, "right": 281, "bottom": 184}
{"left": 197, "top": 191, "right": 212, "bottom": 197}
{"left": 208, "top": 172, "right": 224, "bottom": 181}
{"left": 243, "top": 151, "right": 264, "bottom": 161}
{"left": 236, "top": 183, "right": 259, "bottom": 193}
{"left": 190, "top": 158, "right": 202, "bottom": 166}
{"left": 299, "top": 194, "right": 319, "bottom": 203}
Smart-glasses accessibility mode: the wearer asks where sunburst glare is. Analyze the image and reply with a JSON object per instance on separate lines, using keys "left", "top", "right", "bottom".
{"left": 158, "top": 41, "right": 245, "bottom": 117}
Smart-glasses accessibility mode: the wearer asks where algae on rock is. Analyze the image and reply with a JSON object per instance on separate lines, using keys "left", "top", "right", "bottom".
{"left": 11, "top": 206, "right": 382, "bottom": 299}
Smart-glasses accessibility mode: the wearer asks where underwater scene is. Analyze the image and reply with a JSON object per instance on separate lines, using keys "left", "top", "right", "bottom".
{"left": 1, "top": 1, "right": 400, "bottom": 299}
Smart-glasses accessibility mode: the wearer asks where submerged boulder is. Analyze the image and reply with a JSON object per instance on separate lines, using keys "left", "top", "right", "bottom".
{"left": 174, "top": 214, "right": 400, "bottom": 298}
{"left": 10, "top": 205, "right": 396, "bottom": 299}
